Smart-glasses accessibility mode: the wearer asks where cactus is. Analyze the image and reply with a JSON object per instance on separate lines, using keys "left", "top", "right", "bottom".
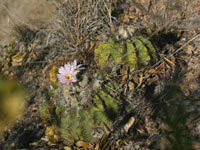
{"left": 52, "top": 31, "right": 157, "bottom": 145}
{"left": 39, "top": 101, "right": 51, "bottom": 121}
{"left": 60, "top": 109, "right": 95, "bottom": 145}
{"left": 58, "top": 79, "right": 120, "bottom": 145}
{"left": 123, "top": 39, "right": 137, "bottom": 68}
{"left": 95, "top": 34, "right": 157, "bottom": 69}
{"left": 138, "top": 36, "right": 157, "bottom": 64}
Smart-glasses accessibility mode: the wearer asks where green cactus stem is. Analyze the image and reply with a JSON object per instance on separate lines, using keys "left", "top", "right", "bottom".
{"left": 94, "top": 34, "right": 157, "bottom": 69}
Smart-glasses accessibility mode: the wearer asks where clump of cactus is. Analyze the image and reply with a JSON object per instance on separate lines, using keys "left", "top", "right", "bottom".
{"left": 47, "top": 70, "right": 120, "bottom": 145}
{"left": 59, "top": 80, "right": 119, "bottom": 145}
{"left": 42, "top": 29, "right": 158, "bottom": 145}
{"left": 95, "top": 34, "right": 157, "bottom": 69}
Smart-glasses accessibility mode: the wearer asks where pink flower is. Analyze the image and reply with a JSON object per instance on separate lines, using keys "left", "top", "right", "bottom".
{"left": 70, "top": 60, "right": 85, "bottom": 73}
{"left": 57, "top": 60, "right": 84, "bottom": 85}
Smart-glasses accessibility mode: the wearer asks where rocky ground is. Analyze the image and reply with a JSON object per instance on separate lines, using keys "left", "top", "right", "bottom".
{"left": 0, "top": 0, "right": 200, "bottom": 150}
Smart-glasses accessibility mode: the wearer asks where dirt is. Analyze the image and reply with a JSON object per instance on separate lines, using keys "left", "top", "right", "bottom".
{"left": 0, "top": 0, "right": 200, "bottom": 150}
{"left": 0, "top": 0, "right": 54, "bottom": 45}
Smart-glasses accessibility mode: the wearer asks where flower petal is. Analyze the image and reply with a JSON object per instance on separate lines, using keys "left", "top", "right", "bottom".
{"left": 73, "top": 60, "right": 77, "bottom": 66}
{"left": 57, "top": 60, "right": 84, "bottom": 84}
{"left": 71, "top": 75, "right": 77, "bottom": 82}
{"left": 64, "top": 64, "right": 70, "bottom": 70}
{"left": 58, "top": 67, "right": 66, "bottom": 74}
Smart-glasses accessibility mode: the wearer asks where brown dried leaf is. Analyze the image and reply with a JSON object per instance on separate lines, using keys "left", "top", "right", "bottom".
{"left": 45, "top": 124, "right": 60, "bottom": 145}
{"left": 97, "top": 132, "right": 111, "bottom": 150}
{"left": 133, "top": 74, "right": 139, "bottom": 84}
{"left": 164, "top": 57, "right": 175, "bottom": 67}
{"left": 128, "top": 81, "right": 135, "bottom": 91}
{"left": 177, "top": 30, "right": 183, "bottom": 38}
{"left": 89, "top": 42, "right": 95, "bottom": 52}
{"left": 120, "top": 67, "right": 129, "bottom": 88}
{"left": 11, "top": 51, "right": 26, "bottom": 66}
{"left": 29, "top": 142, "right": 39, "bottom": 146}
{"left": 75, "top": 141, "right": 93, "bottom": 148}
{"left": 148, "top": 69, "right": 156, "bottom": 74}
{"left": 63, "top": 146, "right": 72, "bottom": 150}
{"left": 94, "top": 143, "right": 99, "bottom": 150}
{"left": 147, "top": 76, "right": 159, "bottom": 85}
{"left": 137, "top": 74, "right": 144, "bottom": 88}
{"left": 165, "top": 63, "right": 171, "bottom": 70}
{"left": 120, "top": 74, "right": 128, "bottom": 88}
{"left": 124, "top": 117, "right": 135, "bottom": 133}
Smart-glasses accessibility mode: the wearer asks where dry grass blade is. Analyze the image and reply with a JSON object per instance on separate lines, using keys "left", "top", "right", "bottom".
{"left": 170, "top": 33, "right": 200, "bottom": 56}
{"left": 49, "top": 0, "right": 111, "bottom": 56}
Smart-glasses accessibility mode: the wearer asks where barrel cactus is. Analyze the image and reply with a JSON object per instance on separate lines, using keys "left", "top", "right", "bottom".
{"left": 51, "top": 71, "right": 120, "bottom": 145}
{"left": 95, "top": 32, "right": 157, "bottom": 69}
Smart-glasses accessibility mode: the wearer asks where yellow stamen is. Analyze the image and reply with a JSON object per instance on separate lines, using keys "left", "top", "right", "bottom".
{"left": 65, "top": 73, "right": 72, "bottom": 81}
